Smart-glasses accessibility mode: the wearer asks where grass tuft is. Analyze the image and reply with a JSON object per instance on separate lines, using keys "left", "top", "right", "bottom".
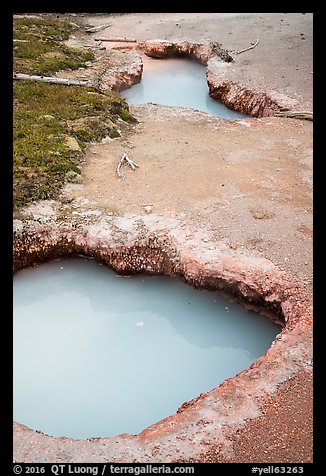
{"left": 13, "top": 18, "right": 94, "bottom": 75}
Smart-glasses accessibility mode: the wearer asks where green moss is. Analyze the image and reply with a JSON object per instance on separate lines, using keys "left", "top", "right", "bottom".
{"left": 13, "top": 18, "right": 72, "bottom": 42}
{"left": 13, "top": 17, "right": 137, "bottom": 209}
{"left": 109, "top": 129, "right": 121, "bottom": 138}
{"left": 210, "top": 42, "right": 234, "bottom": 63}
{"left": 72, "top": 129, "right": 94, "bottom": 142}
{"left": 13, "top": 18, "right": 94, "bottom": 75}
{"left": 14, "top": 81, "right": 134, "bottom": 209}
{"left": 118, "top": 109, "right": 138, "bottom": 122}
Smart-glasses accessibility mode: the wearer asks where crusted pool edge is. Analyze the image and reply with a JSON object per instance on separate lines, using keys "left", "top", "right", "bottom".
{"left": 13, "top": 205, "right": 312, "bottom": 463}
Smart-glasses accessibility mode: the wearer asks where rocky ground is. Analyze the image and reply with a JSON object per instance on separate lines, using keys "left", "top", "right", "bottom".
{"left": 13, "top": 12, "right": 313, "bottom": 464}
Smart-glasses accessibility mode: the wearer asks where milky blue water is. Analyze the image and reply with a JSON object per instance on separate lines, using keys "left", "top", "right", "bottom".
{"left": 13, "top": 257, "right": 279, "bottom": 439}
{"left": 121, "top": 56, "right": 247, "bottom": 118}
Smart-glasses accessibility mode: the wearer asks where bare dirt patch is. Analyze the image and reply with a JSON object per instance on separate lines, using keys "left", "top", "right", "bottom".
{"left": 62, "top": 106, "right": 312, "bottom": 293}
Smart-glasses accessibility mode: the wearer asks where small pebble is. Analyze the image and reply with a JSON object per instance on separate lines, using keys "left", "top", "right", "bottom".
{"left": 144, "top": 205, "right": 152, "bottom": 214}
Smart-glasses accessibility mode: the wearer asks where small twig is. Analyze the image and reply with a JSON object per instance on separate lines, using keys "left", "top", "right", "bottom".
{"left": 116, "top": 152, "right": 139, "bottom": 178}
{"left": 236, "top": 39, "right": 259, "bottom": 55}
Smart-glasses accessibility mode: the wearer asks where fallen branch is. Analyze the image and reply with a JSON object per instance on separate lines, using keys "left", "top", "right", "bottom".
{"left": 236, "top": 39, "right": 259, "bottom": 55}
{"left": 13, "top": 73, "right": 91, "bottom": 87}
{"left": 275, "top": 110, "right": 313, "bottom": 121}
{"left": 85, "top": 23, "right": 112, "bottom": 34}
{"left": 94, "top": 37, "right": 137, "bottom": 43}
{"left": 83, "top": 44, "right": 106, "bottom": 50}
{"left": 116, "top": 152, "right": 139, "bottom": 179}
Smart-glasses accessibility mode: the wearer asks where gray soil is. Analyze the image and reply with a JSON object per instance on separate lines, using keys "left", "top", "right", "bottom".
{"left": 78, "top": 12, "right": 313, "bottom": 110}
{"left": 65, "top": 107, "right": 312, "bottom": 293}
{"left": 60, "top": 12, "right": 313, "bottom": 291}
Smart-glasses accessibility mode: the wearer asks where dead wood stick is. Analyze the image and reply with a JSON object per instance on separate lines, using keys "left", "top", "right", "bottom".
{"left": 236, "top": 39, "right": 259, "bottom": 55}
{"left": 116, "top": 157, "right": 124, "bottom": 178}
{"left": 13, "top": 73, "right": 92, "bottom": 88}
{"left": 124, "top": 154, "right": 139, "bottom": 170}
{"left": 94, "top": 37, "right": 137, "bottom": 43}
{"left": 210, "top": 42, "right": 234, "bottom": 62}
{"left": 85, "top": 23, "right": 112, "bottom": 34}
{"left": 83, "top": 44, "right": 106, "bottom": 50}
{"left": 116, "top": 152, "right": 139, "bottom": 178}
{"left": 275, "top": 110, "right": 313, "bottom": 121}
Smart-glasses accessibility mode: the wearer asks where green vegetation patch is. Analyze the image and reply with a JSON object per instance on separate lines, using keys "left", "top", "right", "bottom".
{"left": 13, "top": 17, "right": 94, "bottom": 75}
{"left": 14, "top": 80, "right": 134, "bottom": 209}
{"left": 13, "top": 16, "right": 136, "bottom": 209}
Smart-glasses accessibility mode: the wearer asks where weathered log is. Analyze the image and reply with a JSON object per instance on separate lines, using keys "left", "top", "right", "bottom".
{"left": 116, "top": 152, "right": 139, "bottom": 178}
{"left": 94, "top": 37, "right": 137, "bottom": 43}
{"left": 83, "top": 44, "right": 106, "bottom": 50}
{"left": 85, "top": 23, "right": 112, "bottom": 34}
{"left": 13, "top": 73, "right": 91, "bottom": 88}
{"left": 275, "top": 110, "right": 313, "bottom": 121}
